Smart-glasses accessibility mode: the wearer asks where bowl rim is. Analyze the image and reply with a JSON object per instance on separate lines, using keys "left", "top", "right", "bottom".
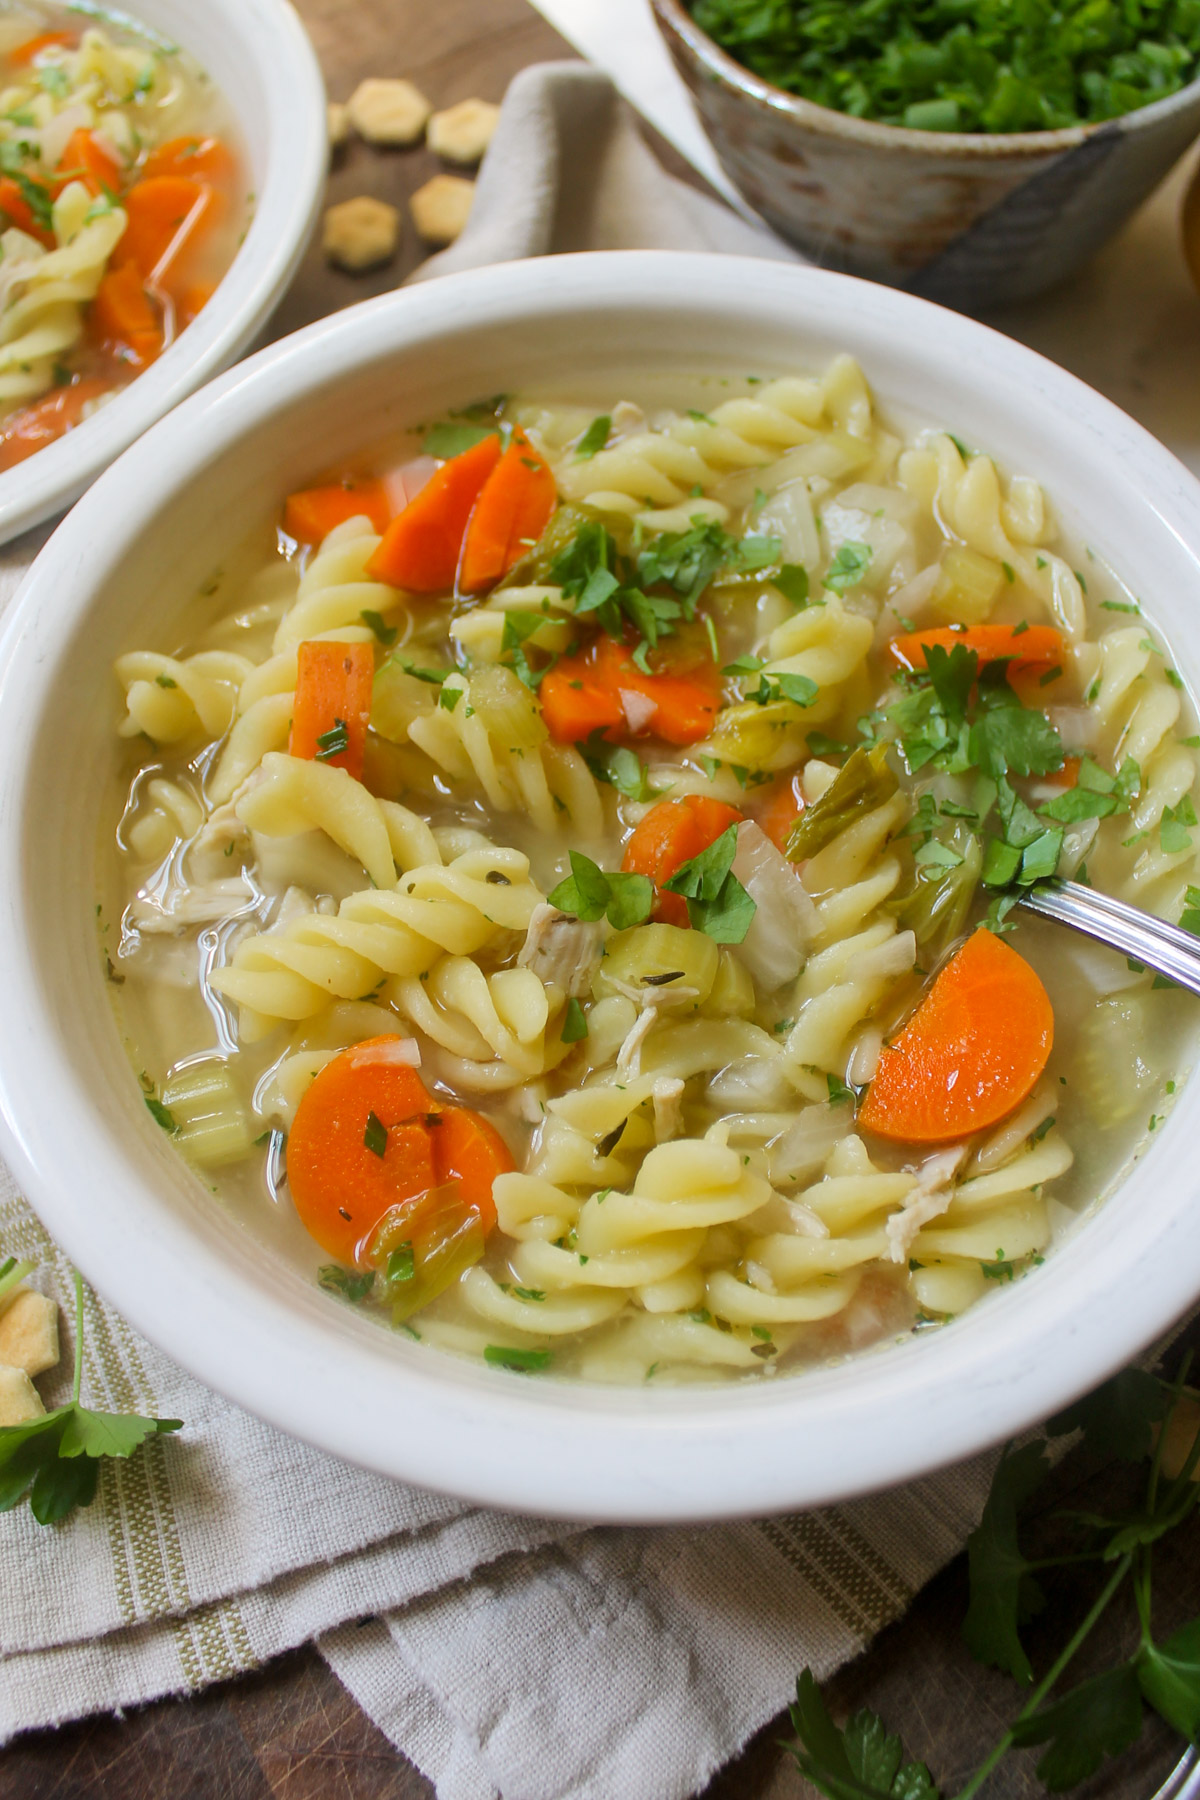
{"left": 651, "top": 0, "right": 1200, "bottom": 157}
{"left": 3, "top": 250, "right": 1200, "bottom": 1523}
{"left": 0, "top": 0, "right": 327, "bottom": 548}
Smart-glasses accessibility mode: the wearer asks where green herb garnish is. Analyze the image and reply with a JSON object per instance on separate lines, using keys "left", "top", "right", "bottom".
{"left": 0, "top": 1271, "right": 181, "bottom": 1526}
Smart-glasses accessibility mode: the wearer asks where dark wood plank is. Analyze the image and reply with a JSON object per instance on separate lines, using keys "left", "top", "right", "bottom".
{"left": 268, "top": 0, "right": 575, "bottom": 339}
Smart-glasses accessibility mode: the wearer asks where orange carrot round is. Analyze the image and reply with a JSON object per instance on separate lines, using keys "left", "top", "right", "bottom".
{"left": 284, "top": 479, "right": 390, "bottom": 543}
{"left": 429, "top": 1105, "right": 512, "bottom": 1234}
{"left": 459, "top": 432, "right": 557, "bottom": 592}
{"left": 288, "top": 640, "right": 376, "bottom": 781}
{"left": 889, "top": 623, "right": 1064, "bottom": 674}
{"left": 287, "top": 1037, "right": 510, "bottom": 1261}
{"left": 288, "top": 1038, "right": 435, "bottom": 1263}
{"left": 366, "top": 433, "right": 501, "bottom": 592}
{"left": 858, "top": 929, "right": 1053, "bottom": 1145}
{"left": 622, "top": 794, "right": 743, "bottom": 928}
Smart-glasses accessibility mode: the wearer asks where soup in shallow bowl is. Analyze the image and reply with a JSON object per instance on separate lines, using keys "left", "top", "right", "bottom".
{"left": 2, "top": 254, "right": 1200, "bottom": 1520}
{"left": 0, "top": 0, "right": 324, "bottom": 543}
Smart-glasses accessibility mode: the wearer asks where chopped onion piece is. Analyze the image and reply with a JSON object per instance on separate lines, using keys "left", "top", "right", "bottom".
{"left": 731, "top": 820, "right": 818, "bottom": 990}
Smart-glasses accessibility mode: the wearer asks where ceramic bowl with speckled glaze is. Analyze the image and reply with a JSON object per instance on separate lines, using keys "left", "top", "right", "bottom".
{"left": 652, "top": 0, "right": 1200, "bottom": 310}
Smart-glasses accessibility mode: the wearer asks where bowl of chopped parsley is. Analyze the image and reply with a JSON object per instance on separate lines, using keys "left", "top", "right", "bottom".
{"left": 653, "top": 0, "right": 1200, "bottom": 309}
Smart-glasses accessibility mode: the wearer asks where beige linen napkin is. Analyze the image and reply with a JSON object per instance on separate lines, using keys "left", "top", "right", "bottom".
{"left": 1, "top": 65, "right": 1004, "bottom": 1799}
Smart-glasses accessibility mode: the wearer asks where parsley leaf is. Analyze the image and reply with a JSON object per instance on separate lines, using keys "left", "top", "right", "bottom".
{"left": 361, "top": 609, "right": 396, "bottom": 646}
{"left": 561, "top": 996, "right": 588, "bottom": 1042}
{"left": 787, "top": 1671, "right": 941, "bottom": 1800}
{"left": 962, "top": 1440, "right": 1049, "bottom": 1682}
{"left": 547, "top": 851, "right": 654, "bottom": 931}
{"left": 363, "top": 1110, "right": 387, "bottom": 1157}
{"left": 0, "top": 1272, "right": 181, "bottom": 1527}
{"left": 774, "top": 563, "right": 810, "bottom": 607}
{"left": 1009, "top": 1665, "right": 1143, "bottom": 1789}
{"left": 422, "top": 421, "right": 497, "bottom": 459}
{"left": 574, "top": 415, "right": 611, "bottom": 461}
{"left": 578, "top": 733, "right": 663, "bottom": 802}
{"left": 1138, "top": 1616, "right": 1200, "bottom": 1739}
{"left": 484, "top": 1345, "right": 552, "bottom": 1372}
{"left": 825, "top": 541, "right": 873, "bottom": 593}
{"left": 1046, "top": 1367, "right": 1166, "bottom": 1461}
{"left": 663, "top": 823, "right": 756, "bottom": 942}
{"left": 318, "top": 1265, "right": 375, "bottom": 1303}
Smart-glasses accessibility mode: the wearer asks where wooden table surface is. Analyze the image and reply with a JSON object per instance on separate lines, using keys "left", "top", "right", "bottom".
{"left": 3, "top": 2, "right": 1200, "bottom": 1795}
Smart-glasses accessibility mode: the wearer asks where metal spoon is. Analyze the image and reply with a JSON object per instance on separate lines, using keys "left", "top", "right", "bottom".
{"left": 1018, "top": 880, "right": 1200, "bottom": 997}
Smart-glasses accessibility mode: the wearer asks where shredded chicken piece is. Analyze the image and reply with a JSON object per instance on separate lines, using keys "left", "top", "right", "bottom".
{"left": 518, "top": 904, "right": 604, "bottom": 997}
{"left": 784, "top": 1201, "right": 830, "bottom": 1239}
{"left": 616, "top": 1005, "right": 660, "bottom": 1081}
{"left": 651, "top": 1077, "right": 685, "bottom": 1140}
{"left": 610, "top": 400, "right": 645, "bottom": 438}
{"left": 886, "top": 1144, "right": 969, "bottom": 1264}
{"left": 127, "top": 876, "right": 257, "bottom": 933}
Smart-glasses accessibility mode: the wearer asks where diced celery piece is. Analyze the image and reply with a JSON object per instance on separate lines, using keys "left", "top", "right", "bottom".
{"left": 161, "top": 1060, "right": 254, "bottom": 1167}
{"left": 702, "top": 949, "right": 756, "bottom": 1018}
{"left": 787, "top": 742, "right": 898, "bottom": 860}
{"left": 929, "top": 548, "right": 1005, "bottom": 625}
{"left": 368, "top": 1185, "right": 486, "bottom": 1323}
{"left": 594, "top": 922, "right": 719, "bottom": 1004}
{"left": 468, "top": 664, "right": 546, "bottom": 748}
{"left": 371, "top": 660, "right": 438, "bottom": 743}
{"left": 705, "top": 698, "right": 807, "bottom": 773}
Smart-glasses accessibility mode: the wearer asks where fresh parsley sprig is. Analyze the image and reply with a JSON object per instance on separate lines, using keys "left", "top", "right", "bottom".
{"left": 788, "top": 1357, "right": 1200, "bottom": 1799}
{"left": 0, "top": 1271, "right": 182, "bottom": 1526}
{"left": 548, "top": 829, "right": 757, "bottom": 944}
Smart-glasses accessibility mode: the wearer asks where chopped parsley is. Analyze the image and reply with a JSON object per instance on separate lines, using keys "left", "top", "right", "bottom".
{"left": 314, "top": 718, "right": 350, "bottom": 762}
{"left": 573, "top": 415, "right": 611, "bottom": 460}
{"left": 484, "top": 1345, "right": 552, "bottom": 1372}
{"left": 363, "top": 1110, "right": 388, "bottom": 1157}
{"left": 561, "top": 996, "right": 589, "bottom": 1043}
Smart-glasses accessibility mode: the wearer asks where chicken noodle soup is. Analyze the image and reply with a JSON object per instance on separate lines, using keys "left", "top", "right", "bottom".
{"left": 105, "top": 360, "right": 1198, "bottom": 1384}
{"left": 0, "top": 5, "right": 243, "bottom": 469}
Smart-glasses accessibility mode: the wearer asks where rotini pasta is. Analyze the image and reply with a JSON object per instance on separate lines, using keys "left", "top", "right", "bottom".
{"left": 106, "top": 356, "right": 1196, "bottom": 1386}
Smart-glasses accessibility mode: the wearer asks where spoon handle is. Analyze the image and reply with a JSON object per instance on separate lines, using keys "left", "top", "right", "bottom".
{"left": 1017, "top": 880, "right": 1200, "bottom": 997}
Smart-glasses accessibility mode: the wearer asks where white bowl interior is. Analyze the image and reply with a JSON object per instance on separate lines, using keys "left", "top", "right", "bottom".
{"left": 3, "top": 253, "right": 1200, "bottom": 1521}
{"left": 0, "top": 0, "right": 326, "bottom": 545}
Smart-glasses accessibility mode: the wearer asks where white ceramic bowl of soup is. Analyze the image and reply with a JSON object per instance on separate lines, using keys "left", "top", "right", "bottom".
{"left": 0, "top": 0, "right": 325, "bottom": 546}
{"left": 2, "top": 252, "right": 1200, "bottom": 1522}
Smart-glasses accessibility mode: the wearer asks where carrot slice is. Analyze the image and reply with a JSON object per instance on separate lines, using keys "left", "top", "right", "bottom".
{"left": 284, "top": 479, "right": 390, "bottom": 544}
{"left": 1042, "top": 755, "right": 1081, "bottom": 792}
{"left": 287, "top": 1037, "right": 510, "bottom": 1263}
{"left": 289, "top": 640, "right": 376, "bottom": 781}
{"left": 757, "top": 772, "right": 807, "bottom": 854}
{"left": 140, "top": 135, "right": 235, "bottom": 185}
{"left": 0, "top": 176, "right": 55, "bottom": 246}
{"left": 287, "top": 1038, "right": 435, "bottom": 1262}
{"left": 8, "top": 29, "right": 74, "bottom": 65}
{"left": 366, "top": 432, "right": 502, "bottom": 592}
{"left": 622, "top": 794, "right": 743, "bottom": 928}
{"left": 54, "top": 128, "right": 122, "bottom": 199}
{"left": 459, "top": 431, "right": 557, "bottom": 592}
{"left": 116, "top": 176, "right": 214, "bottom": 285}
{"left": 541, "top": 635, "right": 721, "bottom": 747}
{"left": 889, "top": 624, "right": 1064, "bottom": 673}
{"left": 858, "top": 929, "right": 1053, "bottom": 1145}
{"left": 428, "top": 1105, "right": 512, "bottom": 1234}
{"left": 89, "top": 262, "right": 162, "bottom": 367}
{"left": 0, "top": 377, "right": 112, "bottom": 471}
